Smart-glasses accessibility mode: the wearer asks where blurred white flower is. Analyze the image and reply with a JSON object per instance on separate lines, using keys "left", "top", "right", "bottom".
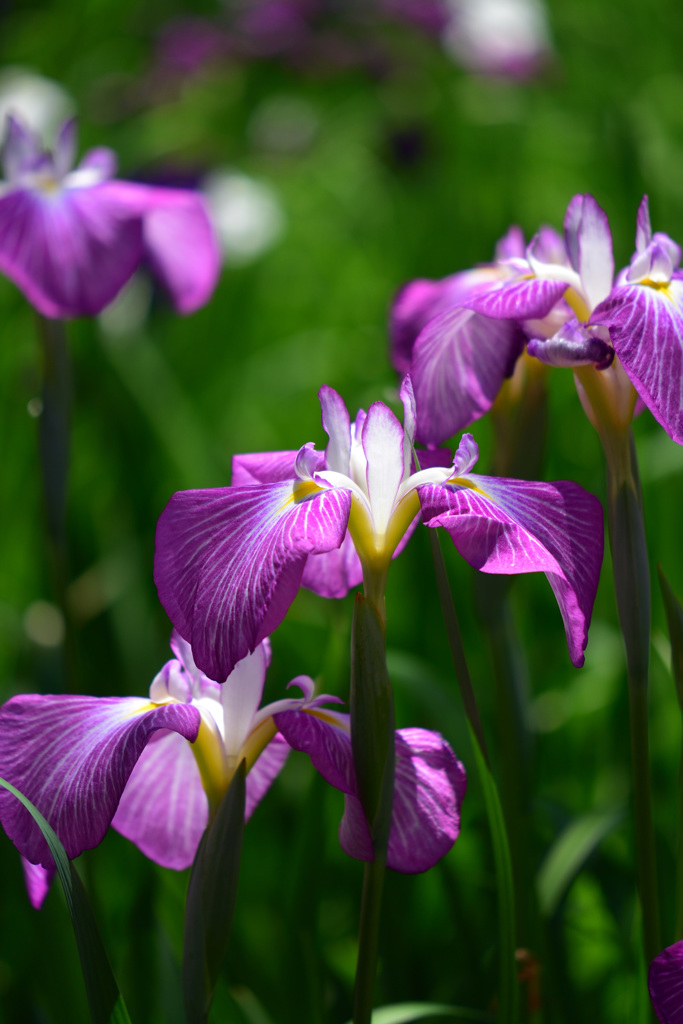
{"left": 0, "top": 67, "right": 74, "bottom": 141}
{"left": 202, "top": 171, "right": 285, "bottom": 265}
{"left": 443, "top": 0, "right": 552, "bottom": 79}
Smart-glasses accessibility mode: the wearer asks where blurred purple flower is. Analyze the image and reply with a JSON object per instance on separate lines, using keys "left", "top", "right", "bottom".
{"left": 397, "top": 194, "right": 683, "bottom": 446}
{"left": 649, "top": 939, "right": 683, "bottom": 1023}
{"left": 389, "top": 225, "right": 564, "bottom": 445}
{"left": 0, "top": 116, "right": 220, "bottom": 318}
{"left": 0, "top": 631, "right": 466, "bottom": 907}
{"left": 154, "top": 378, "right": 603, "bottom": 682}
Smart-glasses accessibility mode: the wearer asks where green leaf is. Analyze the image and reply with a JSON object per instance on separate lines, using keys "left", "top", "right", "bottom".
{"left": 343, "top": 1003, "right": 494, "bottom": 1023}
{"left": 427, "top": 529, "right": 518, "bottom": 1024}
{"left": 350, "top": 592, "right": 395, "bottom": 850}
{"left": 658, "top": 565, "right": 683, "bottom": 711}
{"left": 0, "top": 776, "right": 132, "bottom": 1024}
{"left": 536, "top": 807, "right": 624, "bottom": 917}
{"left": 183, "top": 760, "right": 246, "bottom": 1024}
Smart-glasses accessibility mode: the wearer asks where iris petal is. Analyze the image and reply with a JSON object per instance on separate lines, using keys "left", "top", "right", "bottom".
{"left": 0, "top": 695, "right": 200, "bottom": 868}
{"left": 419, "top": 473, "right": 603, "bottom": 667}
{"left": 155, "top": 481, "right": 352, "bottom": 680}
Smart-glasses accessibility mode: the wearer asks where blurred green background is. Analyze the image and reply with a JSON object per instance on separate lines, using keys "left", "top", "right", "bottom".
{"left": 2, "top": 0, "right": 683, "bottom": 1021}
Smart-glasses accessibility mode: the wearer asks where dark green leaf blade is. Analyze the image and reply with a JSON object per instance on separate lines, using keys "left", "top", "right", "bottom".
{"left": 0, "top": 776, "right": 132, "bottom": 1024}
{"left": 183, "top": 760, "right": 246, "bottom": 1024}
{"left": 536, "top": 807, "right": 624, "bottom": 917}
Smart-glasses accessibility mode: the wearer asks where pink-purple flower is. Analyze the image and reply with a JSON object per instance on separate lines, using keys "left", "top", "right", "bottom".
{"left": 394, "top": 192, "right": 683, "bottom": 447}
{"left": 649, "top": 939, "right": 683, "bottom": 1023}
{"left": 0, "top": 116, "right": 220, "bottom": 318}
{"left": 154, "top": 378, "right": 603, "bottom": 682}
{"left": 0, "top": 631, "right": 466, "bottom": 907}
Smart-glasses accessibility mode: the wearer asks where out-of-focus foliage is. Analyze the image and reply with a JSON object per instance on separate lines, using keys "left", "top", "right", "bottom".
{"left": 1, "top": 0, "right": 683, "bottom": 1022}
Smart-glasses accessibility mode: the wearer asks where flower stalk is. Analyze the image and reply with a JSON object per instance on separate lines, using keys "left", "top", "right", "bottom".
{"left": 36, "top": 314, "right": 78, "bottom": 690}
{"left": 597, "top": 416, "right": 661, "bottom": 970}
{"left": 350, "top": 593, "right": 395, "bottom": 1024}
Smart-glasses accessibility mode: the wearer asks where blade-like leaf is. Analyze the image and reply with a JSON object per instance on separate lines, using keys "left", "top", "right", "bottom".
{"left": 183, "top": 760, "right": 246, "bottom": 1024}
{"left": 0, "top": 776, "right": 132, "bottom": 1024}
{"left": 658, "top": 565, "right": 683, "bottom": 710}
{"left": 427, "top": 529, "right": 518, "bottom": 1024}
{"left": 536, "top": 806, "right": 624, "bottom": 917}
{"left": 343, "top": 1003, "right": 495, "bottom": 1023}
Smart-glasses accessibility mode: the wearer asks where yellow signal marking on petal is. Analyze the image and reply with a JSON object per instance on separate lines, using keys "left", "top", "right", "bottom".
{"left": 279, "top": 478, "right": 323, "bottom": 511}
{"left": 304, "top": 707, "right": 351, "bottom": 732}
{"left": 564, "top": 287, "right": 591, "bottom": 323}
{"left": 447, "top": 476, "right": 491, "bottom": 499}
{"left": 641, "top": 280, "right": 674, "bottom": 300}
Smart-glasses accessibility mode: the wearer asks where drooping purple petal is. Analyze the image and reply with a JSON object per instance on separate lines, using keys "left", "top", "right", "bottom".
{"left": 22, "top": 857, "right": 55, "bottom": 910}
{"left": 340, "top": 728, "right": 466, "bottom": 873}
{"left": 0, "top": 694, "right": 200, "bottom": 868}
{"left": 461, "top": 276, "right": 568, "bottom": 322}
{"left": 526, "top": 320, "right": 614, "bottom": 369}
{"left": 591, "top": 276, "right": 683, "bottom": 444}
{"left": 649, "top": 940, "right": 683, "bottom": 1024}
{"left": 95, "top": 181, "right": 221, "bottom": 314}
{"left": 390, "top": 271, "right": 477, "bottom": 374}
{"left": 111, "top": 729, "right": 207, "bottom": 870}
{"left": 276, "top": 710, "right": 466, "bottom": 872}
{"left": 245, "top": 733, "right": 290, "bottom": 819}
{"left": 231, "top": 450, "right": 300, "bottom": 485}
{"left": 300, "top": 531, "right": 364, "bottom": 598}
{"left": 0, "top": 186, "right": 144, "bottom": 318}
{"left": 410, "top": 305, "right": 526, "bottom": 446}
{"left": 419, "top": 473, "right": 604, "bottom": 666}
{"left": 154, "top": 481, "right": 352, "bottom": 681}
{"left": 564, "top": 194, "right": 614, "bottom": 310}
{"left": 275, "top": 708, "right": 354, "bottom": 794}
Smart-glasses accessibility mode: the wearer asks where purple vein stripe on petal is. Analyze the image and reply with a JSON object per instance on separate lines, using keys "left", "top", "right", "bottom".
{"left": 0, "top": 695, "right": 200, "bottom": 868}
{"left": 276, "top": 711, "right": 466, "bottom": 873}
{"left": 411, "top": 306, "right": 526, "bottom": 445}
{"left": 340, "top": 727, "right": 467, "bottom": 873}
{"left": 460, "top": 277, "right": 567, "bottom": 321}
{"left": 419, "top": 474, "right": 603, "bottom": 666}
{"left": 592, "top": 278, "right": 683, "bottom": 444}
{"left": 155, "top": 481, "right": 352, "bottom": 681}
{"left": 245, "top": 733, "right": 290, "bottom": 819}
{"left": 112, "top": 728, "right": 207, "bottom": 870}
{"left": 649, "top": 940, "right": 683, "bottom": 1024}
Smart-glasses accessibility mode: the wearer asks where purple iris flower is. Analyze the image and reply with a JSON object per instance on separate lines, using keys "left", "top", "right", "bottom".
{"left": 649, "top": 939, "right": 683, "bottom": 1023}
{"left": 0, "top": 116, "right": 220, "bottom": 318}
{"left": 0, "top": 631, "right": 466, "bottom": 908}
{"left": 390, "top": 226, "right": 567, "bottom": 446}
{"left": 411, "top": 192, "right": 683, "bottom": 446}
{"left": 154, "top": 377, "right": 603, "bottom": 682}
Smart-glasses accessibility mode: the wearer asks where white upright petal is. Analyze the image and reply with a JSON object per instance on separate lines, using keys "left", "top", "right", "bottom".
{"left": 220, "top": 642, "right": 269, "bottom": 757}
{"left": 361, "top": 402, "right": 406, "bottom": 536}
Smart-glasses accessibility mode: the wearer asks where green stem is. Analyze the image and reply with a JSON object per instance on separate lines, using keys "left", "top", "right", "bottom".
{"left": 428, "top": 529, "right": 518, "bottom": 1024}
{"left": 353, "top": 855, "right": 387, "bottom": 1024}
{"left": 350, "top": 594, "right": 395, "bottom": 1024}
{"left": 677, "top": 752, "right": 683, "bottom": 941}
{"left": 36, "top": 314, "right": 78, "bottom": 690}
{"left": 602, "top": 427, "right": 660, "bottom": 970}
